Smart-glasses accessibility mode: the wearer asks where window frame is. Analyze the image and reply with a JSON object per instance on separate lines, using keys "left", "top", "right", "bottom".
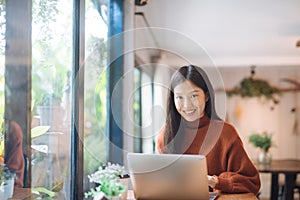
{"left": 5, "top": 0, "right": 32, "bottom": 187}
{"left": 70, "top": 0, "right": 85, "bottom": 199}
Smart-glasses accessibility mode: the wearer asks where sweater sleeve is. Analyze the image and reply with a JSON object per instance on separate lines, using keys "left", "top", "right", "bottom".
{"left": 214, "top": 138, "right": 261, "bottom": 195}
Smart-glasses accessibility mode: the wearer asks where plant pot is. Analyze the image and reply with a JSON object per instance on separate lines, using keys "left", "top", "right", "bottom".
{"left": 258, "top": 150, "right": 271, "bottom": 165}
{"left": 119, "top": 177, "right": 129, "bottom": 200}
{"left": 0, "top": 177, "right": 15, "bottom": 200}
{"left": 96, "top": 193, "right": 124, "bottom": 200}
{"left": 104, "top": 196, "right": 123, "bottom": 200}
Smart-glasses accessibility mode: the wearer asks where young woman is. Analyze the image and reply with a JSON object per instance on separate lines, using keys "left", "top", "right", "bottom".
{"left": 156, "top": 65, "right": 261, "bottom": 195}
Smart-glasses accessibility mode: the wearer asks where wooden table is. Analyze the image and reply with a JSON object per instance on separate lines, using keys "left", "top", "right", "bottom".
{"left": 127, "top": 190, "right": 258, "bottom": 200}
{"left": 9, "top": 188, "right": 35, "bottom": 200}
{"left": 254, "top": 159, "right": 300, "bottom": 200}
{"left": 215, "top": 193, "right": 258, "bottom": 200}
{"left": 11, "top": 188, "right": 258, "bottom": 200}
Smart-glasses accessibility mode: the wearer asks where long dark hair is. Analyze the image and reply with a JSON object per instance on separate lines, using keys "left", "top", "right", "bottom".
{"left": 164, "top": 65, "right": 221, "bottom": 152}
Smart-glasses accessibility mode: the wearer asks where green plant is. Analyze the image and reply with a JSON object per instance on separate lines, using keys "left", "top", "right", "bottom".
{"left": 85, "top": 163, "right": 128, "bottom": 200}
{"left": 0, "top": 164, "right": 16, "bottom": 186}
{"left": 227, "top": 76, "right": 281, "bottom": 104}
{"left": 31, "top": 178, "right": 64, "bottom": 199}
{"left": 249, "top": 131, "right": 273, "bottom": 152}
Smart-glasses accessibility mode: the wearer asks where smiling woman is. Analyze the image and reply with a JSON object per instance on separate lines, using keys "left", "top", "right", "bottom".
{"left": 157, "top": 65, "right": 261, "bottom": 195}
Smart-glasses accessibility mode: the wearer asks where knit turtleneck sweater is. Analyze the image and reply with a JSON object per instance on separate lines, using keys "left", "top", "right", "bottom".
{"left": 156, "top": 115, "right": 261, "bottom": 195}
{"left": 5, "top": 120, "right": 25, "bottom": 188}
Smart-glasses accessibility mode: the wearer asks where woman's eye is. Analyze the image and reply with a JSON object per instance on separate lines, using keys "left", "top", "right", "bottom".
{"left": 176, "top": 96, "right": 183, "bottom": 100}
{"left": 191, "top": 94, "right": 198, "bottom": 99}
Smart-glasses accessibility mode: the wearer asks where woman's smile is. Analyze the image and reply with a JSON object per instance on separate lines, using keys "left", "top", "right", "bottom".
{"left": 183, "top": 109, "right": 197, "bottom": 115}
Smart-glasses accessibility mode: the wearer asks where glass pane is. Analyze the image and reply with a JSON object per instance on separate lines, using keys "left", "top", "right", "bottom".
{"left": 133, "top": 68, "right": 155, "bottom": 153}
{"left": 133, "top": 68, "right": 142, "bottom": 152}
{"left": 0, "top": 0, "right": 5, "bottom": 163}
{"left": 31, "top": 0, "right": 72, "bottom": 198}
{"left": 140, "top": 72, "right": 153, "bottom": 153}
{"left": 83, "top": 0, "right": 108, "bottom": 194}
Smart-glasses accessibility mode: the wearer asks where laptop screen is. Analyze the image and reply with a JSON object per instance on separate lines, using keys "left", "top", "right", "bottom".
{"left": 127, "top": 153, "right": 211, "bottom": 200}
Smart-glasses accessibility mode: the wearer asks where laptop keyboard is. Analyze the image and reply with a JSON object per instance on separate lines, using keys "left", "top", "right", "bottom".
{"left": 209, "top": 192, "right": 218, "bottom": 200}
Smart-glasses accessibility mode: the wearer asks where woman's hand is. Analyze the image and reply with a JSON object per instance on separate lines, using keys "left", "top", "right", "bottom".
{"left": 207, "top": 175, "right": 219, "bottom": 188}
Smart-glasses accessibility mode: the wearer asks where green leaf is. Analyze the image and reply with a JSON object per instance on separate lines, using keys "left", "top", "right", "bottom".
{"left": 31, "top": 126, "right": 50, "bottom": 138}
{"left": 32, "top": 187, "right": 56, "bottom": 197}
{"left": 51, "top": 178, "right": 64, "bottom": 192}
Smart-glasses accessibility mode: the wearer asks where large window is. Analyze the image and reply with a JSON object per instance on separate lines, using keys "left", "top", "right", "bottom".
{"left": 0, "top": 0, "right": 117, "bottom": 198}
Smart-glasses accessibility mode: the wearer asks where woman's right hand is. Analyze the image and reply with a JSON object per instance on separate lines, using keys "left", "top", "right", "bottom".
{"left": 208, "top": 175, "right": 219, "bottom": 188}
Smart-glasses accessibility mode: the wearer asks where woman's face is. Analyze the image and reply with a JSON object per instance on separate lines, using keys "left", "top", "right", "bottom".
{"left": 173, "top": 80, "right": 207, "bottom": 122}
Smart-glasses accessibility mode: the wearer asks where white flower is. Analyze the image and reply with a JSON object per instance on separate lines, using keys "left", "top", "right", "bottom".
{"left": 85, "top": 163, "right": 128, "bottom": 199}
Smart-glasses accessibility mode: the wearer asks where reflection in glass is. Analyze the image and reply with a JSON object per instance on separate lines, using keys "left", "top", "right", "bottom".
{"left": 0, "top": 0, "right": 5, "bottom": 131}
{"left": 31, "top": 0, "right": 72, "bottom": 198}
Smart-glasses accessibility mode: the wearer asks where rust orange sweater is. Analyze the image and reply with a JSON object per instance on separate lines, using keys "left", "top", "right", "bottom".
{"left": 5, "top": 120, "right": 25, "bottom": 188}
{"left": 156, "top": 115, "right": 261, "bottom": 195}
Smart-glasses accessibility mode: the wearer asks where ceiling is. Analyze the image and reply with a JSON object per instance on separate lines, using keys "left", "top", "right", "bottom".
{"left": 134, "top": 0, "right": 300, "bottom": 67}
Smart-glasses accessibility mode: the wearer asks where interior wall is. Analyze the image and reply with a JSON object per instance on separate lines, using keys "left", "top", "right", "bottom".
{"left": 218, "top": 66, "right": 300, "bottom": 198}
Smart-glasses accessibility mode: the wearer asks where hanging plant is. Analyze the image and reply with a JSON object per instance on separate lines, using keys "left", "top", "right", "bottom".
{"left": 227, "top": 77, "right": 281, "bottom": 100}
{"left": 226, "top": 66, "right": 281, "bottom": 104}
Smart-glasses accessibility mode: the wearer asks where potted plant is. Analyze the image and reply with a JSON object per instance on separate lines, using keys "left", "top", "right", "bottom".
{"left": 249, "top": 131, "right": 273, "bottom": 164}
{"left": 85, "top": 163, "right": 129, "bottom": 200}
{"left": 0, "top": 164, "right": 16, "bottom": 200}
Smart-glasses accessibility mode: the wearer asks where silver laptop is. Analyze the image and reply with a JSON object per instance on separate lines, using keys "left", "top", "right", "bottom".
{"left": 127, "top": 153, "right": 218, "bottom": 200}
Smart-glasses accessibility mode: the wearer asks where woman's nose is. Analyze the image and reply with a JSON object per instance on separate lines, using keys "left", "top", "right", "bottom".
{"left": 183, "top": 98, "right": 192, "bottom": 108}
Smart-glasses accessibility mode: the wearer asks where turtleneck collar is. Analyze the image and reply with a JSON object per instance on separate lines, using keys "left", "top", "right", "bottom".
{"left": 183, "top": 114, "right": 211, "bottom": 129}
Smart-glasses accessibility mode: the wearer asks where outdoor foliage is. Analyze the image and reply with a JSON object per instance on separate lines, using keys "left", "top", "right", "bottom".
{"left": 32, "top": 0, "right": 71, "bottom": 115}
{"left": 0, "top": 0, "right": 109, "bottom": 197}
